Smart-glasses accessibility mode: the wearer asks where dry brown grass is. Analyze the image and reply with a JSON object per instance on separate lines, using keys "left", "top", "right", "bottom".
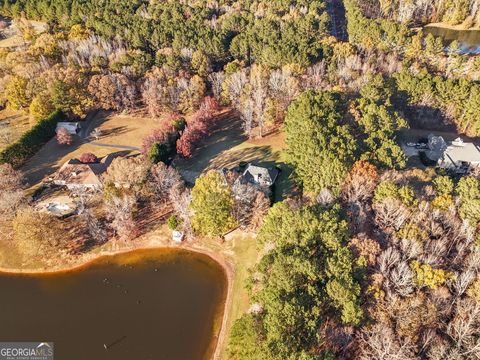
{"left": 0, "top": 109, "right": 30, "bottom": 151}
{"left": 22, "top": 111, "right": 163, "bottom": 186}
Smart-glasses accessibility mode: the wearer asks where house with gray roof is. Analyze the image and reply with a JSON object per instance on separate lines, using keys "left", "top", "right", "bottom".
{"left": 242, "top": 164, "right": 279, "bottom": 187}
{"left": 426, "top": 135, "right": 480, "bottom": 172}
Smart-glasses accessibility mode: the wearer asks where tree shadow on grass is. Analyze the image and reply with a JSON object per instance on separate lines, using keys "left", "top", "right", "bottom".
{"left": 22, "top": 136, "right": 85, "bottom": 186}
{"left": 97, "top": 125, "right": 131, "bottom": 139}
{"left": 175, "top": 111, "right": 246, "bottom": 173}
{"left": 207, "top": 146, "right": 274, "bottom": 170}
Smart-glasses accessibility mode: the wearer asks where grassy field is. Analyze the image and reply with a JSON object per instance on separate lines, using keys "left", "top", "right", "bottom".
{"left": 175, "top": 111, "right": 293, "bottom": 201}
{"left": 22, "top": 111, "right": 162, "bottom": 186}
{"left": 218, "top": 232, "right": 258, "bottom": 358}
{"left": 0, "top": 109, "right": 30, "bottom": 151}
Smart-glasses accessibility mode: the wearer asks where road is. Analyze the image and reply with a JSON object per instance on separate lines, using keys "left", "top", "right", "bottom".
{"left": 90, "top": 142, "right": 140, "bottom": 151}
{"left": 327, "top": 0, "right": 348, "bottom": 41}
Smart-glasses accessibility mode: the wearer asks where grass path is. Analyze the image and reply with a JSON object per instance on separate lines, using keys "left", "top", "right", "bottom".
{"left": 218, "top": 232, "right": 259, "bottom": 359}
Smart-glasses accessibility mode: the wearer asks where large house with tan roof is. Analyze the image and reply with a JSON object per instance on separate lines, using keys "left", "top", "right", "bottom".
{"left": 53, "top": 154, "right": 115, "bottom": 191}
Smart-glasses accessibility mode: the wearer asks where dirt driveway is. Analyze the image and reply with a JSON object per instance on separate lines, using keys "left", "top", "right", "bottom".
{"left": 22, "top": 111, "right": 161, "bottom": 186}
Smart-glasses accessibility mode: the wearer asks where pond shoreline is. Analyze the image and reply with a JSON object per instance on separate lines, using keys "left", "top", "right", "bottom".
{"left": 0, "top": 241, "right": 234, "bottom": 360}
{"left": 424, "top": 22, "right": 480, "bottom": 31}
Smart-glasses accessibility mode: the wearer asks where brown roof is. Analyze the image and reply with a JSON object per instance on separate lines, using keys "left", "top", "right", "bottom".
{"left": 54, "top": 154, "right": 114, "bottom": 186}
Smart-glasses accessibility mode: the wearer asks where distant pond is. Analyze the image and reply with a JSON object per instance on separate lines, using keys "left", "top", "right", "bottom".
{"left": 424, "top": 26, "right": 480, "bottom": 54}
{"left": 0, "top": 249, "right": 227, "bottom": 360}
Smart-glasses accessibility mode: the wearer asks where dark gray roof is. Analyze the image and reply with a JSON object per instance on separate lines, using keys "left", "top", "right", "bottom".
{"left": 243, "top": 164, "right": 279, "bottom": 186}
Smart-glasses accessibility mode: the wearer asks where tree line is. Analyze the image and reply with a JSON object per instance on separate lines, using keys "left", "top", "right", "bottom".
{"left": 0, "top": 0, "right": 330, "bottom": 68}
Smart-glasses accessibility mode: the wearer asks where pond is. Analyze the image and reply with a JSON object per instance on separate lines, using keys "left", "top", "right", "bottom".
{"left": 423, "top": 26, "right": 480, "bottom": 54}
{"left": 0, "top": 249, "right": 227, "bottom": 360}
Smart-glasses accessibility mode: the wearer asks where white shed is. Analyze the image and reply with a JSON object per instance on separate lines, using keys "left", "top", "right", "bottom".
{"left": 172, "top": 231, "right": 184, "bottom": 243}
{"left": 56, "top": 122, "right": 81, "bottom": 135}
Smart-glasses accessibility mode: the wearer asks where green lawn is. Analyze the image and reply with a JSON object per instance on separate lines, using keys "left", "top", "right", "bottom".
{"left": 219, "top": 232, "right": 259, "bottom": 359}
{"left": 175, "top": 113, "right": 294, "bottom": 201}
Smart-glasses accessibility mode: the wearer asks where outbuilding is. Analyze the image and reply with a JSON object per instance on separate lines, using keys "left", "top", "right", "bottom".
{"left": 172, "top": 231, "right": 184, "bottom": 243}
{"left": 56, "top": 122, "right": 81, "bottom": 135}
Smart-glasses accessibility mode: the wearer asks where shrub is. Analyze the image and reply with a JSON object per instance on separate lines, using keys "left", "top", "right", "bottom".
{"left": 373, "top": 181, "right": 399, "bottom": 203}
{"left": 142, "top": 122, "right": 180, "bottom": 164}
{"left": 397, "top": 223, "right": 428, "bottom": 242}
{"left": 148, "top": 142, "right": 171, "bottom": 164}
{"left": 431, "top": 194, "right": 454, "bottom": 211}
{"left": 79, "top": 153, "right": 98, "bottom": 163}
{"left": 172, "top": 117, "right": 186, "bottom": 132}
{"left": 467, "top": 276, "right": 480, "bottom": 302}
{"left": 433, "top": 176, "right": 454, "bottom": 195}
{"left": 0, "top": 110, "right": 63, "bottom": 167}
{"left": 456, "top": 177, "right": 480, "bottom": 225}
{"left": 398, "top": 185, "right": 417, "bottom": 207}
{"left": 167, "top": 214, "right": 181, "bottom": 230}
{"left": 374, "top": 181, "right": 417, "bottom": 207}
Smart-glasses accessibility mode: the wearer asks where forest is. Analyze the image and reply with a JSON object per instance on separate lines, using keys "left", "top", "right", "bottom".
{"left": 358, "top": 0, "right": 480, "bottom": 27}
{"left": 0, "top": 0, "right": 480, "bottom": 359}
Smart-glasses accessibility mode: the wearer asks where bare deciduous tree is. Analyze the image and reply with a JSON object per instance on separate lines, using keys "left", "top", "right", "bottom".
{"left": 240, "top": 98, "right": 254, "bottom": 137}
{"left": 169, "top": 187, "right": 193, "bottom": 240}
{"left": 224, "top": 69, "right": 247, "bottom": 108}
{"left": 447, "top": 298, "right": 480, "bottom": 357}
{"left": 231, "top": 181, "right": 269, "bottom": 229}
{"left": 81, "top": 208, "right": 107, "bottom": 244}
{"left": 149, "top": 162, "right": 183, "bottom": 202}
{"left": 374, "top": 199, "right": 410, "bottom": 232}
{"left": 107, "top": 195, "right": 138, "bottom": 243}
{"left": 357, "top": 324, "right": 418, "bottom": 360}
{"left": 208, "top": 71, "right": 225, "bottom": 102}
{"left": 102, "top": 156, "right": 150, "bottom": 194}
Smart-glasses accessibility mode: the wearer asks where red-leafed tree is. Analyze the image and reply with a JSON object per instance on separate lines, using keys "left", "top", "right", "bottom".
{"left": 56, "top": 128, "right": 73, "bottom": 145}
{"left": 79, "top": 153, "right": 98, "bottom": 163}
{"left": 176, "top": 131, "right": 196, "bottom": 158}
{"left": 199, "top": 96, "right": 219, "bottom": 116}
{"left": 176, "top": 97, "right": 218, "bottom": 158}
{"left": 141, "top": 122, "right": 177, "bottom": 155}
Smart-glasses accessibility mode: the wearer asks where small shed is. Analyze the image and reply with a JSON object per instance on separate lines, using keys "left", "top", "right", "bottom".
{"left": 56, "top": 122, "right": 81, "bottom": 135}
{"left": 172, "top": 231, "right": 184, "bottom": 243}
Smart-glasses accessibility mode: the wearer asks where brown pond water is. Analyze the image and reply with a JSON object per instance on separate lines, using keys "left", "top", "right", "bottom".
{"left": 0, "top": 249, "right": 227, "bottom": 360}
{"left": 424, "top": 26, "right": 480, "bottom": 54}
